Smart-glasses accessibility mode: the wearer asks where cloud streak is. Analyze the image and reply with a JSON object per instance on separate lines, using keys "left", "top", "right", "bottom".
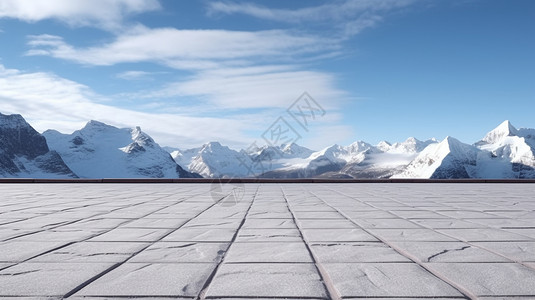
{"left": 0, "top": 64, "right": 252, "bottom": 148}
{"left": 26, "top": 26, "right": 340, "bottom": 69}
{"left": 148, "top": 67, "right": 346, "bottom": 110}
{"left": 207, "top": 0, "right": 418, "bottom": 36}
{"left": 0, "top": 64, "right": 350, "bottom": 150}
{"left": 0, "top": 0, "right": 160, "bottom": 31}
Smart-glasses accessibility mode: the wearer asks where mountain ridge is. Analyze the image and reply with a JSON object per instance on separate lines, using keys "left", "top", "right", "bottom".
{"left": 1, "top": 112, "right": 534, "bottom": 179}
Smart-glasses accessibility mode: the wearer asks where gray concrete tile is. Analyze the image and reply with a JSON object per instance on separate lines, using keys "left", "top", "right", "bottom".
{"left": 89, "top": 228, "right": 169, "bottom": 242}
{"left": 368, "top": 228, "right": 458, "bottom": 242}
{"left": 302, "top": 228, "right": 379, "bottom": 242}
{"left": 119, "top": 218, "right": 188, "bottom": 229}
{"left": 311, "top": 242, "right": 410, "bottom": 263}
{"left": 130, "top": 242, "right": 228, "bottom": 263}
{"left": 31, "top": 241, "right": 148, "bottom": 263}
{"left": 182, "top": 218, "right": 242, "bottom": 229}
{"left": 0, "top": 262, "right": 114, "bottom": 296}
{"left": 437, "top": 228, "right": 533, "bottom": 242}
{"left": 1, "top": 183, "right": 535, "bottom": 298}
{"left": 225, "top": 242, "right": 312, "bottom": 263}
{"left": 205, "top": 263, "right": 327, "bottom": 298}
{"left": 426, "top": 262, "right": 535, "bottom": 296}
{"left": 410, "top": 218, "right": 485, "bottom": 229}
{"left": 241, "top": 218, "right": 296, "bottom": 229}
{"left": 75, "top": 263, "right": 215, "bottom": 297}
{"left": 236, "top": 229, "right": 302, "bottom": 242}
{"left": 354, "top": 218, "right": 421, "bottom": 229}
{"left": 322, "top": 263, "right": 463, "bottom": 297}
{"left": 162, "top": 228, "right": 236, "bottom": 242}
{"left": 391, "top": 241, "right": 510, "bottom": 263}
{"left": 297, "top": 219, "right": 357, "bottom": 229}
{"left": 0, "top": 241, "right": 68, "bottom": 262}
{"left": 472, "top": 241, "right": 535, "bottom": 262}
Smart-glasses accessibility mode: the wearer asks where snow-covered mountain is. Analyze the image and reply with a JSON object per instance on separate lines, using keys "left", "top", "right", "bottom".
{"left": 249, "top": 143, "right": 314, "bottom": 161}
{"left": 341, "top": 138, "right": 438, "bottom": 178}
{"left": 474, "top": 120, "right": 535, "bottom": 178}
{"left": 185, "top": 142, "right": 254, "bottom": 178}
{"left": 2, "top": 114, "right": 534, "bottom": 180}
{"left": 0, "top": 113, "right": 76, "bottom": 178}
{"left": 258, "top": 138, "right": 438, "bottom": 179}
{"left": 169, "top": 142, "right": 315, "bottom": 178}
{"left": 43, "top": 121, "right": 200, "bottom": 178}
{"left": 393, "top": 137, "right": 480, "bottom": 179}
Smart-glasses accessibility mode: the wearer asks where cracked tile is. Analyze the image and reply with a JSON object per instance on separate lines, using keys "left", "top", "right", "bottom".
{"left": 241, "top": 218, "right": 296, "bottom": 229}
{"left": 163, "top": 228, "right": 236, "bottom": 242}
{"left": 182, "top": 218, "right": 242, "bottom": 229}
{"left": 236, "top": 229, "right": 302, "bottom": 242}
{"left": 391, "top": 241, "right": 510, "bottom": 263}
{"left": 130, "top": 242, "right": 228, "bottom": 263}
{"left": 31, "top": 242, "right": 148, "bottom": 263}
{"left": 302, "top": 228, "right": 378, "bottom": 242}
{"left": 368, "top": 228, "right": 457, "bottom": 242}
{"left": 354, "top": 218, "right": 421, "bottom": 229}
{"left": 311, "top": 242, "right": 410, "bottom": 263}
{"left": 89, "top": 228, "right": 169, "bottom": 242}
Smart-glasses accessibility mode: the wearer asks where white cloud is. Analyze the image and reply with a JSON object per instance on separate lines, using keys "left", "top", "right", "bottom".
{"left": 116, "top": 70, "right": 159, "bottom": 80}
{"left": 149, "top": 67, "right": 346, "bottom": 110}
{"left": 0, "top": 0, "right": 160, "bottom": 31}
{"left": 26, "top": 26, "right": 340, "bottom": 68}
{"left": 0, "top": 63, "right": 349, "bottom": 150}
{"left": 207, "top": 0, "right": 418, "bottom": 36}
{"left": 0, "top": 64, "right": 253, "bottom": 148}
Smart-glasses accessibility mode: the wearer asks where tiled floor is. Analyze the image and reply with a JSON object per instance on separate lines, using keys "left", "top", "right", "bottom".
{"left": 0, "top": 183, "right": 534, "bottom": 299}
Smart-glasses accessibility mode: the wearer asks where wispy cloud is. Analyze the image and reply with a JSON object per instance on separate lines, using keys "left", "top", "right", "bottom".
{"left": 0, "top": 64, "right": 252, "bottom": 148}
{"left": 116, "top": 70, "right": 163, "bottom": 80}
{"left": 207, "top": 0, "right": 418, "bottom": 36}
{"left": 0, "top": 0, "right": 160, "bottom": 31}
{"left": 148, "top": 67, "right": 346, "bottom": 110}
{"left": 26, "top": 26, "right": 340, "bottom": 69}
{"left": 0, "top": 64, "right": 350, "bottom": 150}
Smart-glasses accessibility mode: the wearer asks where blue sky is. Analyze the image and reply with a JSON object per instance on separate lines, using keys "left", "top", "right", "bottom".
{"left": 0, "top": 0, "right": 533, "bottom": 150}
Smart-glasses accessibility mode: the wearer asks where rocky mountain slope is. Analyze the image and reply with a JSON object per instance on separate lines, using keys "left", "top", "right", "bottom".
{"left": 0, "top": 113, "right": 76, "bottom": 178}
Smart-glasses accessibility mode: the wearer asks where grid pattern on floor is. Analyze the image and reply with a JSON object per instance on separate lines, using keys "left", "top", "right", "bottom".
{"left": 0, "top": 183, "right": 534, "bottom": 299}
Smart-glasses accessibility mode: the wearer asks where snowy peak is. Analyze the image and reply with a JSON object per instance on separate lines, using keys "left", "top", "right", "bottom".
{"left": 0, "top": 112, "right": 76, "bottom": 178}
{"left": 393, "top": 137, "right": 480, "bottom": 179}
{"left": 44, "top": 120, "right": 198, "bottom": 178}
{"left": 281, "top": 142, "right": 314, "bottom": 158}
{"left": 475, "top": 121, "right": 535, "bottom": 178}
{"left": 389, "top": 137, "right": 437, "bottom": 154}
{"left": 481, "top": 120, "right": 518, "bottom": 144}
{"left": 188, "top": 142, "right": 253, "bottom": 178}
{"left": 346, "top": 141, "right": 375, "bottom": 154}
{"left": 377, "top": 141, "right": 392, "bottom": 152}
{"left": 82, "top": 120, "right": 117, "bottom": 132}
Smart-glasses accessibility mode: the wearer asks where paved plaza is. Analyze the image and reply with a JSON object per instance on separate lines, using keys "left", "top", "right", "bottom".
{"left": 0, "top": 183, "right": 535, "bottom": 299}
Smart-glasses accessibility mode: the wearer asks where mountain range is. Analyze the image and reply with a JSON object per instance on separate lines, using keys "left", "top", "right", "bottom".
{"left": 1, "top": 112, "right": 534, "bottom": 179}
